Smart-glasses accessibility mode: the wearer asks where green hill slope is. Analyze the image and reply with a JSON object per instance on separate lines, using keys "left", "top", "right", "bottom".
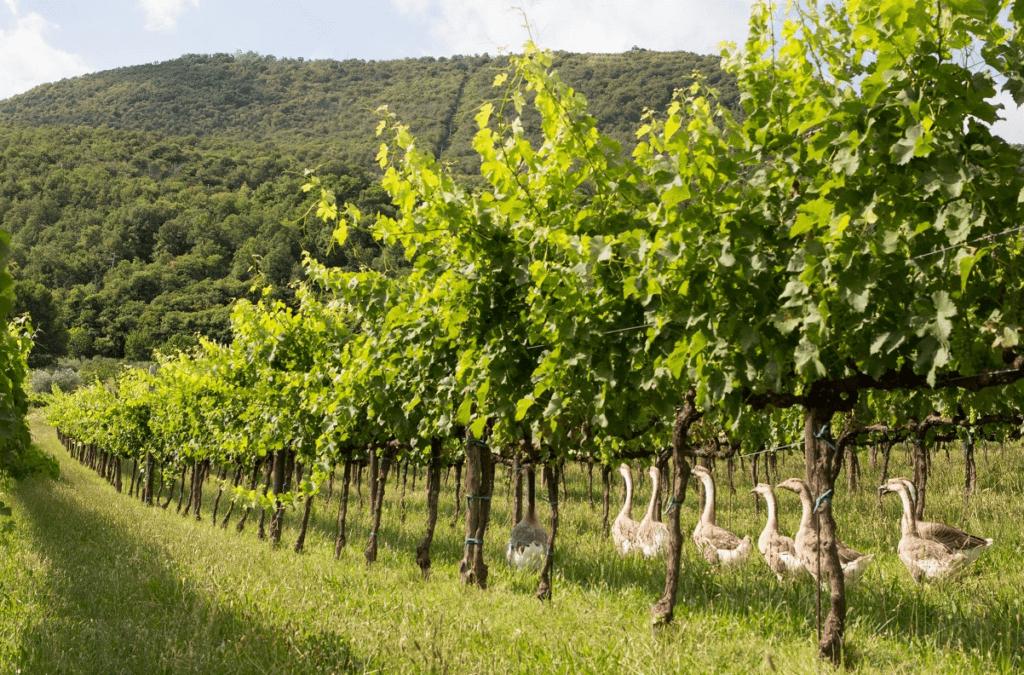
{"left": 0, "top": 125, "right": 393, "bottom": 365}
{"left": 0, "top": 50, "right": 737, "bottom": 169}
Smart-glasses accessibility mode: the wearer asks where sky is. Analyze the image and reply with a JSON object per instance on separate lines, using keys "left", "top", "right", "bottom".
{"left": 1, "top": 0, "right": 1023, "bottom": 142}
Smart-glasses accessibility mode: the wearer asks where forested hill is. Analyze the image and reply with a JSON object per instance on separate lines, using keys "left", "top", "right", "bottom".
{"left": 0, "top": 49, "right": 736, "bottom": 368}
{"left": 0, "top": 125, "right": 396, "bottom": 367}
{"left": 0, "top": 49, "right": 738, "bottom": 172}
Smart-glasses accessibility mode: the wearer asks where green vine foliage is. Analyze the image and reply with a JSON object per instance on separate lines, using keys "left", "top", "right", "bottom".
{"left": 0, "top": 222, "right": 42, "bottom": 478}
{"left": 325, "top": 45, "right": 688, "bottom": 459}
{"left": 617, "top": 0, "right": 1024, "bottom": 426}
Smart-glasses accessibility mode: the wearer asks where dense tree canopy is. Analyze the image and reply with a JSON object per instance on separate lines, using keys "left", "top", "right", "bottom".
{"left": 0, "top": 125, "right": 395, "bottom": 363}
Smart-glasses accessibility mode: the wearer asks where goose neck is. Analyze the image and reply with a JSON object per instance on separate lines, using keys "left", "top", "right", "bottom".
{"left": 699, "top": 472, "right": 716, "bottom": 525}
{"left": 643, "top": 469, "right": 660, "bottom": 522}
{"left": 763, "top": 490, "right": 779, "bottom": 532}
{"left": 796, "top": 484, "right": 814, "bottom": 531}
{"left": 617, "top": 468, "right": 633, "bottom": 520}
{"left": 897, "top": 486, "right": 918, "bottom": 537}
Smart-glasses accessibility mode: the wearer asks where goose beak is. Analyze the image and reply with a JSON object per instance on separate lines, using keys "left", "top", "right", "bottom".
{"left": 877, "top": 485, "right": 890, "bottom": 495}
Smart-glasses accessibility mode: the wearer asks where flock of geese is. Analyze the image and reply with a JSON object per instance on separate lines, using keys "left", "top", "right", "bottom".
{"left": 506, "top": 463, "right": 994, "bottom": 584}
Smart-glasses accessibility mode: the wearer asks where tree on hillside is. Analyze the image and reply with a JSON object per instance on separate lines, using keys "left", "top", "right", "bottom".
{"left": 13, "top": 279, "right": 68, "bottom": 367}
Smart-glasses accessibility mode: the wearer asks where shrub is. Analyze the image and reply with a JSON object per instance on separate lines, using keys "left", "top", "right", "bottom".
{"left": 28, "top": 368, "right": 81, "bottom": 394}
{"left": 49, "top": 368, "right": 82, "bottom": 393}
{"left": 29, "top": 370, "right": 53, "bottom": 394}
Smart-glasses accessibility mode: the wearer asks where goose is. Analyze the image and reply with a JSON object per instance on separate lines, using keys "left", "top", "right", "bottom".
{"left": 505, "top": 465, "right": 548, "bottom": 571}
{"left": 776, "top": 477, "right": 874, "bottom": 582}
{"left": 611, "top": 463, "right": 640, "bottom": 555}
{"left": 691, "top": 465, "right": 751, "bottom": 566}
{"left": 751, "top": 483, "right": 804, "bottom": 581}
{"left": 635, "top": 466, "right": 670, "bottom": 558}
{"left": 896, "top": 478, "right": 993, "bottom": 562}
{"left": 878, "top": 478, "right": 989, "bottom": 582}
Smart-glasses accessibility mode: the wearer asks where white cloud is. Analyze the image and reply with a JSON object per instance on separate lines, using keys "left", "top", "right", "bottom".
{"left": 390, "top": 0, "right": 752, "bottom": 57}
{"left": 138, "top": 0, "right": 200, "bottom": 32}
{"left": 0, "top": 11, "right": 90, "bottom": 99}
{"left": 990, "top": 89, "right": 1024, "bottom": 145}
{"left": 3, "top": 0, "right": 18, "bottom": 15}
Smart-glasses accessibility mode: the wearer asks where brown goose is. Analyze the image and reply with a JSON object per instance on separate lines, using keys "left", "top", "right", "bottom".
{"left": 751, "top": 483, "right": 804, "bottom": 581}
{"left": 691, "top": 465, "right": 751, "bottom": 566}
{"left": 776, "top": 477, "right": 874, "bottom": 582}
{"left": 506, "top": 465, "right": 548, "bottom": 571}
{"left": 611, "top": 463, "right": 640, "bottom": 555}
{"left": 635, "top": 466, "right": 669, "bottom": 558}
{"left": 896, "top": 478, "right": 993, "bottom": 562}
{"left": 878, "top": 478, "right": 989, "bottom": 582}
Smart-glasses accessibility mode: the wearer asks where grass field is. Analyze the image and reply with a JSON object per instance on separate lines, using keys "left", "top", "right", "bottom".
{"left": 1, "top": 413, "right": 1021, "bottom": 673}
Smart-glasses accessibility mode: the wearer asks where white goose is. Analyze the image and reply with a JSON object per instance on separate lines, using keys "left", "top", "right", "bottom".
{"left": 896, "top": 478, "right": 993, "bottom": 562}
{"left": 635, "top": 466, "right": 669, "bottom": 558}
{"left": 691, "top": 465, "right": 751, "bottom": 566}
{"left": 776, "top": 477, "right": 874, "bottom": 582}
{"left": 878, "top": 478, "right": 990, "bottom": 582}
{"left": 506, "top": 465, "right": 548, "bottom": 571}
{"left": 611, "top": 463, "right": 640, "bottom": 555}
{"left": 751, "top": 483, "right": 804, "bottom": 581}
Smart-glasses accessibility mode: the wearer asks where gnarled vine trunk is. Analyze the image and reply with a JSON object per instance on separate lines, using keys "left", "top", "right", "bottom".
{"left": 182, "top": 462, "right": 194, "bottom": 516}
{"left": 269, "top": 448, "right": 290, "bottom": 546}
{"left": 161, "top": 476, "right": 175, "bottom": 509}
{"left": 192, "top": 460, "right": 208, "bottom": 521}
{"left": 876, "top": 438, "right": 893, "bottom": 508}
{"left": 235, "top": 458, "right": 263, "bottom": 531}
{"left": 601, "top": 464, "right": 611, "bottom": 535}
{"left": 846, "top": 447, "right": 860, "bottom": 492}
{"left": 449, "top": 458, "right": 463, "bottom": 527}
{"left": 911, "top": 434, "right": 928, "bottom": 520}
{"left": 415, "top": 438, "right": 443, "bottom": 577}
{"left": 458, "top": 437, "right": 493, "bottom": 589}
{"left": 512, "top": 454, "right": 523, "bottom": 525}
{"left": 334, "top": 452, "right": 352, "bottom": 559}
{"left": 400, "top": 461, "right": 409, "bottom": 524}
{"left": 536, "top": 464, "right": 560, "bottom": 601}
{"left": 804, "top": 404, "right": 845, "bottom": 665}
{"left": 586, "top": 460, "right": 594, "bottom": 509}
{"left": 655, "top": 452, "right": 670, "bottom": 519}
{"left": 144, "top": 452, "right": 156, "bottom": 505}
{"left": 752, "top": 452, "right": 761, "bottom": 515}
{"left": 355, "top": 463, "right": 363, "bottom": 510}
{"left": 219, "top": 464, "right": 244, "bottom": 528}
{"left": 257, "top": 452, "right": 274, "bottom": 539}
{"left": 294, "top": 494, "right": 315, "bottom": 553}
{"left": 964, "top": 439, "right": 977, "bottom": 497}
{"left": 365, "top": 449, "right": 394, "bottom": 565}
{"left": 651, "top": 390, "right": 698, "bottom": 626}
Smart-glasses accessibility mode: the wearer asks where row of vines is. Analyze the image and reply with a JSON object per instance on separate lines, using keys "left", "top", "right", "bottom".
{"left": 43, "top": 0, "right": 1024, "bottom": 663}
{"left": 0, "top": 199, "right": 34, "bottom": 479}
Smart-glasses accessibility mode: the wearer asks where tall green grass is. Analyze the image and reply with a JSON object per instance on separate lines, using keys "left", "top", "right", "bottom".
{"left": 2, "top": 417, "right": 1021, "bottom": 673}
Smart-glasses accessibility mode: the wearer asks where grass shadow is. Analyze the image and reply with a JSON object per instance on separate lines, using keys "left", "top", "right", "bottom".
{"left": 14, "top": 466, "right": 362, "bottom": 675}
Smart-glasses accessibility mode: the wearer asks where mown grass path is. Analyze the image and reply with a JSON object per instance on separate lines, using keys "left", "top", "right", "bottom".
{"left": 2, "top": 416, "right": 1023, "bottom": 673}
